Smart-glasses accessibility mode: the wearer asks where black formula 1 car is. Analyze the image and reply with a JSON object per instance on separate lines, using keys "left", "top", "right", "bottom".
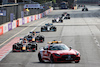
{"left": 12, "top": 37, "right": 37, "bottom": 52}
{"left": 62, "top": 12, "right": 70, "bottom": 19}
{"left": 82, "top": 7, "right": 88, "bottom": 11}
{"left": 29, "top": 31, "right": 45, "bottom": 43}
{"left": 41, "top": 23, "right": 56, "bottom": 32}
{"left": 35, "top": 35, "right": 44, "bottom": 43}
{"left": 52, "top": 17, "right": 63, "bottom": 23}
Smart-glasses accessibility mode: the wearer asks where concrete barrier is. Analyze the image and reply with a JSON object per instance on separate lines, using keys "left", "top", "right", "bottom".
{"left": 0, "top": 8, "right": 53, "bottom": 36}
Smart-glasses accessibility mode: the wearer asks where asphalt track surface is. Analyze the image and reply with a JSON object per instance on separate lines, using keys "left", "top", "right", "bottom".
{"left": 0, "top": 5, "right": 100, "bottom": 67}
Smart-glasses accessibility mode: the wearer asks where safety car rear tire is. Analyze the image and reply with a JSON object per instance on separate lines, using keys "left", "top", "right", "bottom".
{"left": 38, "top": 53, "right": 44, "bottom": 62}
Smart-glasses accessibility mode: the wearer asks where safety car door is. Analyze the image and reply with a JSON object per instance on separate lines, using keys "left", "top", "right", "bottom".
{"left": 43, "top": 46, "right": 49, "bottom": 58}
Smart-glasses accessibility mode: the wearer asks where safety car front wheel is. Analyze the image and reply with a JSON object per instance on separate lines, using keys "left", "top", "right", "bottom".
{"left": 75, "top": 60, "right": 80, "bottom": 63}
{"left": 38, "top": 53, "right": 44, "bottom": 62}
{"left": 50, "top": 55, "right": 54, "bottom": 63}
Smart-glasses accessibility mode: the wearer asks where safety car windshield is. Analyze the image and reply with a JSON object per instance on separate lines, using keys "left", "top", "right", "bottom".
{"left": 50, "top": 44, "right": 69, "bottom": 50}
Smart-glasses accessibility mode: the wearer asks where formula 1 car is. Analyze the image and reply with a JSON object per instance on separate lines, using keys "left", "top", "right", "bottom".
{"left": 38, "top": 40, "right": 80, "bottom": 63}
{"left": 41, "top": 23, "right": 56, "bottom": 32}
{"left": 29, "top": 31, "right": 44, "bottom": 43}
{"left": 52, "top": 17, "right": 63, "bottom": 23}
{"left": 82, "top": 7, "right": 88, "bottom": 11}
{"left": 35, "top": 35, "right": 44, "bottom": 43}
{"left": 62, "top": 12, "right": 70, "bottom": 19}
{"left": 12, "top": 37, "right": 37, "bottom": 52}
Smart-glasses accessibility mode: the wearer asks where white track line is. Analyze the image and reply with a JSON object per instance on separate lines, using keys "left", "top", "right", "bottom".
{"left": 0, "top": 18, "right": 47, "bottom": 47}
{"left": 0, "top": 17, "right": 51, "bottom": 61}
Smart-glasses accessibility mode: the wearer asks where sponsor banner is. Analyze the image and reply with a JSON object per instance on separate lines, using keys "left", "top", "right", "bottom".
{"left": 36, "top": 15, "right": 38, "bottom": 20}
{"left": 27, "top": 17, "right": 29, "bottom": 23}
{"left": 8, "top": 23, "right": 12, "bottom": 31}
{"left": 24, "top": 4, "right": 40, "bottom": 9}
{"left": 42, "top": 13, "right": 44, "bottom": 17}
{"left": 40, "top": 14, "right": 42, "bottom": 18}
{"left": 10, "top": 13, "right": 14, "bottom": 22}
{"left": 0, "top": 10, "right": 6, "bottom": 16}
{"left": 29, "top": 16, "right": 31, "bottom": 22}
{"left": 18, "top": 19, "right": 22, "bottom": 26}
{"left": 47, "top": 10, "right": 48, "bottom": 14}
{"left": 21, "top": 11, "right": 24, "bottom": 18}
{"left": 24, "top": 17, "right": 27, "bottom": 24}
{"left": 12, "top": 20, "right": 17, "bottom": 29}
{"left": 39, "top": 14, "right": 40, "bottom": 19}
{"left": 50, "top": 8, "right": 52, "bottom": 11}
{"left": 49, "top": 9, "right": 50, "bottom": 13}
{"left": 0, "top": 26, "right": 3, "bottom": 35}
{"left": 34, "top": 15, "right": 36, "bottom": 20}
{"left": 42, "top": 13, "right": 43, "bottom": 17}
{"left": 22, "top": 18, "right": 25, "bottom": 25}
{"left": 43, "top": 12, "right": 44, "bottom": 17}
{"left": 44, "top": 11, "right": 46, "bottom": 15}
{"left": 16, "top": 20, "right": 19, "bottom": 27}
{"left": 3, "top": 24, "right": 8, "bottom": 33}
{"left": 33, "top": 15, "right": 35, "bottom": 21}
{"left": 31, "top": 16, "right": 33, "bottom": 21}
{"left": 45, "top": 11, "right": 47, "bottom": 15}
{"left": 38, "top": 14, "right": 39, "bottom": 19}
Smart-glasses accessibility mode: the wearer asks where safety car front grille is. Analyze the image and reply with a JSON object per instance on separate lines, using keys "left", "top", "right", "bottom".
{"left": 62, "top": 55, "right": 76, "bottom": 58}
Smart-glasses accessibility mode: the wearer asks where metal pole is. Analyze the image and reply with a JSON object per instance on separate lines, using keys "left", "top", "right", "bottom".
{"left": 23, "top": 0, "right": 24, "bottom": 3}
{"left": 15, "top": 0, "right": 17, "bottom": 3}
{"left": 30, "top": 0, "right": 31, "bottom": 3}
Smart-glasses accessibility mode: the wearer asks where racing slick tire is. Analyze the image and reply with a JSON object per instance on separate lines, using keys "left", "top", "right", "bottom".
{"left": 67, "top": 14, "right": 70, "bottom": 16}
{"left": 75, "top": 61, "right": 80, "bottom": 63}
{"left": 68, "top": 17, "right": 70, "bottom": 19}
{"left": 38, "top": 53, "right": 44, "bottom": 62}
{"left": 36, "top": 44, "right": 37, "bottom": 50}
{"left": 82, "top": 9, "right": 84, "bottom": 11}
{"left": 86, "top": 9, "right": 88, "bottom": 11}
{"left": 12, "top": 45, "right": 16, "bottom": 52}
{"left": 52, "top": 20, "right": 56, "bottom": 23}
{"left": 31, "top": 45, "right": 36, "bottom": 52}
{"left": 64, "top": 17, "right": 68, "bottom": 19}
{"left": 52, "top": 20, "right": 54, "bottom": 23}
{"left": 60, "top": 20, "right": 63, "bottom": 22}
{"left": 50, "top": 55, "right": 55, "bottom": 63}
{"left": 62, "top": 14, "right": 64, "bottom": 17}
{"left": 41, "top": 28, "right": 43, "bottom": 32}
{"left": 53, "top": 27, "right": 56, "bottom": 31}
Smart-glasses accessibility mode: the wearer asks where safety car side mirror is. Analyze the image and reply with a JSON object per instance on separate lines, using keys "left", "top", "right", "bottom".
{"left": 69, "top": 47, "right": 72, "bottom": 50}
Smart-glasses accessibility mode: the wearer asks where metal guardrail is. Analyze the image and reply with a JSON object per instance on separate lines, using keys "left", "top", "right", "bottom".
{"left": 0, "top": 2, "right": 52, "bottom": 25}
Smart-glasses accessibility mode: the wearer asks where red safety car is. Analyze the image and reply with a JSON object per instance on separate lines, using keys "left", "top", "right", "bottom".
{"left": 38, "top": 40, "right": 80, "bottom": 63}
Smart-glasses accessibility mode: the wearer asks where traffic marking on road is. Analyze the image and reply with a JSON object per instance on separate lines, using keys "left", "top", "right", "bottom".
{"left": 0, "top": 17, "right": 50, "bottom": 61}
{"left": 0, "top": 18, "right": 47, "bottom": 47}
{"left": 0, "top": 37, "right": 20, "bottom": 61}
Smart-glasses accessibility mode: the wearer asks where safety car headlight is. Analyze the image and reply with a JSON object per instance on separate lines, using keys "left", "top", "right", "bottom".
{"left": 54, "top": 53, "right": 60, "bottom": 57}
{"left": 76, "top": 53, "right": 79, "bottom": 55}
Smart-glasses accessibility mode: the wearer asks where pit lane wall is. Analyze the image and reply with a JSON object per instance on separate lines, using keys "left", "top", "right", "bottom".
{"left": 0, "top": 7, "right": 53, "bottom": 35}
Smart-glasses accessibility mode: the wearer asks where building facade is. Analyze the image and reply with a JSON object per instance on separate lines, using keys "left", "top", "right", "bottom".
{"left": 77, "top": 0, "right": 99, "bottom": 4}
{"left": 0, "top": 0, "right": 24, "bottom": 5}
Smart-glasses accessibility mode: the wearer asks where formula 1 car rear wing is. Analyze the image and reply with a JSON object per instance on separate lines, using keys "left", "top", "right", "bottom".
{"left": 45, "top": 23, "right": 53, "bottom": 26}
{"left": 48, "top": 41, "right": 62, "bottom": 44}
{"left": 30, "top": 31, "right": 40, "bottom": 33}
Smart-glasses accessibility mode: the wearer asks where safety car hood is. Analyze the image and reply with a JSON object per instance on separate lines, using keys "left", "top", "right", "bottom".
{"left": 50, "top": 49, "right": 76, "bottom": 55}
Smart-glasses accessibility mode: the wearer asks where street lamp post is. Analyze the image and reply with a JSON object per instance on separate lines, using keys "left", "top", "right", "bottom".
{"left": 15, "top": 0, "right": 17, "bottom": 3}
